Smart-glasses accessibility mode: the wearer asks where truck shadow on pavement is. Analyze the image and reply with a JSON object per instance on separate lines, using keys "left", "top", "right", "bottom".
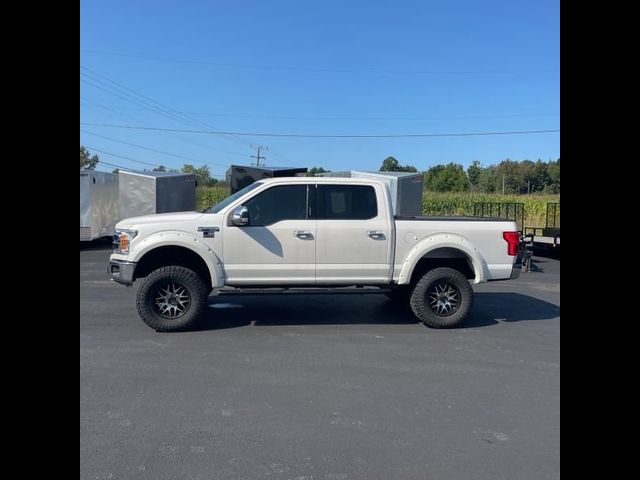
{"left": 80, "top": 238, "right": 113, "bottom": 251}
{"left": 463, "top": 292, "right": 560, "bottom": 328}
{"left": 194, "top": 292, "right": 560, "bottom": 331}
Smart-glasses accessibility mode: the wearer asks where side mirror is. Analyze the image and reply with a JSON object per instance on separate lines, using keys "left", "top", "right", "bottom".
{"left": 231, "top": 205, "right": 249, "bottom": 226}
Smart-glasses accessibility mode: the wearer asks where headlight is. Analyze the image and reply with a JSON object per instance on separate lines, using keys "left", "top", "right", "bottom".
{"left": 113, "top": 229, "right": 138, "bottom": 254}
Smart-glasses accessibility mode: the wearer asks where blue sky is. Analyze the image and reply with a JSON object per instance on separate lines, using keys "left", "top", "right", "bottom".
{"left": 80, "top": 0, "right": 559, "bottom": 178}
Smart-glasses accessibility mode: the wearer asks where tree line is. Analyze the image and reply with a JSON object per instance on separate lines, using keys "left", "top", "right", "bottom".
{"left": 420, "top": 158, "right": 560, "bottom": 194}
{"left": 81, "top": 146, "right": 560, "bottom": 194}
{"left": 379, "top": 156, "right": 561, "bottom": 194}
{"left": 306, "top": 156, "right": 560, "bottom": 194}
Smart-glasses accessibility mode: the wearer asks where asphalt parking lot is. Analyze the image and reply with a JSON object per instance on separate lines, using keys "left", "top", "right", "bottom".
{"left": 80, "top": 242, "right": 559, "bottom": 480}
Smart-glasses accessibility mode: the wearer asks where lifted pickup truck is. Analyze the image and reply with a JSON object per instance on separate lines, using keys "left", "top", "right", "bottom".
{"left": 109, "top": 177, "right": 521, "bottom": 331}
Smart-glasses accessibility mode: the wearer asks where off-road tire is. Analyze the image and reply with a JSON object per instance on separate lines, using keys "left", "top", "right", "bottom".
{"left": 136, "top": 266, "right": 208, "bottom": 332}
{"left": 409, "top": 267, "right": 473, "bottom": 328}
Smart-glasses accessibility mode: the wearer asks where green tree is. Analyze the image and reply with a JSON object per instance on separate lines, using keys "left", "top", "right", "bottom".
{"left": 80, "top": 145, "right": 99, "bottom": 169}
{"left": 494, "top": 159, "right": 524, "bottom": 194}
{"left": 182, "top": 164, "right": 216, "bottom": 186}
{"left": 477, "top": 166, "right": 497, "bottom": 193}
{"left": 547, "top": 158, "right": 560, "bottom": 193}
{"left": 380, "top": 156, "right": 400, "bottom": 171}
{"left": 533, "top": 160, "right": 550, "bottom": 193}
{"left": 520, "top": 160, "right": 536, "bottom": 194}
{"left": 153, "top": 165, "right": 167, "bottom": 172}
{"left": 467, "top": 160, "right": 482, "bottom": 188}
{"left": 306, "top": 166, "right": 330, "bottom": 177}
{"left": 424, "top": 163, "right": 469, "bottom": 192}
{"left": 379, "top": 156, "right": 417, "bottom": 172}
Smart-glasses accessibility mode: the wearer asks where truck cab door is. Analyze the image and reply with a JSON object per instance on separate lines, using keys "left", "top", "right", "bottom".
{"left": 314, "top": 183, "right": 393, "bottom": 284}
{"left": 222, "top": 184, "right": 316, "bottom": 285}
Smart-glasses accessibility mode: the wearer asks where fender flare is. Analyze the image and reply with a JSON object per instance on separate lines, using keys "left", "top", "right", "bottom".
{"left": 397, "top": 233, "right": 487, "bottom": 285}
{"left": 129, "top": 231, "right": 225, "bottom": 288}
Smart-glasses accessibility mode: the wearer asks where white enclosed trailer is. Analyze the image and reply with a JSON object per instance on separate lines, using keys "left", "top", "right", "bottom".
{"left": 80, "top": 170, "right": 119, "bottom": 241}
{"left": 118, "top": 170, "right": 197, "bottom": 220}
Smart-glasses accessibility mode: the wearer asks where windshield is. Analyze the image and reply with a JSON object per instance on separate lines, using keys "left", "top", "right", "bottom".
{"left": 203, "top": 182, "right": 264, "bottom": 213}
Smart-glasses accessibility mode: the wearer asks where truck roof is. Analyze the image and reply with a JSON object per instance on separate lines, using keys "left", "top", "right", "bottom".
{"left": 256, "top": 176, "right": 388, "bottom": 185}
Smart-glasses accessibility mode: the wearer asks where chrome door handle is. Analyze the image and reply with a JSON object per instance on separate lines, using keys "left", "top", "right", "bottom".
{"left": 368, "top": 231, "right": 386, "bottom": 240}
{"left": 295, "top": 230, "right": 314, "bottom": 239}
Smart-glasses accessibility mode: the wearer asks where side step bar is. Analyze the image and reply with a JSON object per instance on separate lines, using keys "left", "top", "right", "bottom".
{"left": 215, "top": 286, "right": 393, "bottom": 296}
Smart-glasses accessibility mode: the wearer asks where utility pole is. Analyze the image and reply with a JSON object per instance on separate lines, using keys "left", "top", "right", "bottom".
{"left": 502, "top": 174, "right": 505, "bottom": 194}
{"left": 250, "top": 145, "right": 268, "bottom": 167}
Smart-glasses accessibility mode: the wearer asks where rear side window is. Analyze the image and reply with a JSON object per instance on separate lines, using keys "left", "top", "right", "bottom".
{"left": 243, "top": 185, "right": 308, "bottom": 226}
{"left": 317, "top": 185, "right": 377, "bottom": 220}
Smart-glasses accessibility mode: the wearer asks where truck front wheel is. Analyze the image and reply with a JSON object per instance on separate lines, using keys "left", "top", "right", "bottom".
{"left": 409, "top": 267, "right": 474, "bottom": 328}
{"left": 136, "top": 266, "right": 208, "bottom": 332}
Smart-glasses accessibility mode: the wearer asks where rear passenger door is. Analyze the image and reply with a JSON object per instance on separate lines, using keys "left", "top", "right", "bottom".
{"left": 314, "top": 183, "right": 392, "bottom": 284}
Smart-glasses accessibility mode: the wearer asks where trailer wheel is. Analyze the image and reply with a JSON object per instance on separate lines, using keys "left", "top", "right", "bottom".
{"left": 136, "top": 266, "right": 208, "bottom": 332}
{"left": 409, "top": 267, "right": 473, "bottom": 328}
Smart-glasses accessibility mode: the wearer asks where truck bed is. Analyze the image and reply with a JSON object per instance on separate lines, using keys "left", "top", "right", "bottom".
{"left": 393, "top": 215, "right": 519, "bottom": 283}
{"left": 395, "top": 215, "right": 513, "bottom": 222}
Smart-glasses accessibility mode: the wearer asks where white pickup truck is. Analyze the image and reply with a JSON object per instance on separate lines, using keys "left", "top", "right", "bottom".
{"left": 108, "top": 177, "right": 521, "bottom": 331}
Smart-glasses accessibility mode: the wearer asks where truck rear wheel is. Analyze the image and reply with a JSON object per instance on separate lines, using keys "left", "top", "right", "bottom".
{"left": 136, "top": 266, "right": 208, "bottom": 332}
{"left": 409, "top": 267, "right": 473, "bottom": 328}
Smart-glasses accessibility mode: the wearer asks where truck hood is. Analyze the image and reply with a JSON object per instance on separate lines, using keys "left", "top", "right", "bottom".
{"left": 117, "top": 211, "right": 206, "bottom": 228}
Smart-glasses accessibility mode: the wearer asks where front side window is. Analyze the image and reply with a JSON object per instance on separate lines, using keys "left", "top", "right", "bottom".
{"left": 243, "top": 185, "right": 308, "bottom": 226}
{"left": 316, "top": 185, "right": 377, "bottom": 220}
{"left": 204, "top": 181, "right": 263, "bottom": 213}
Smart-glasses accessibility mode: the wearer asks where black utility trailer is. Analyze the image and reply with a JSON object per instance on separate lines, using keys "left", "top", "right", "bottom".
{"left": 226, "top": 165, "right": 308, "bottom": 194}
{"left": 524, "top": 202, "right": 560, "bottom": 253}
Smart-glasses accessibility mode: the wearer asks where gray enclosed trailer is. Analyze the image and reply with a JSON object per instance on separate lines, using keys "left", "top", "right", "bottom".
{"left": 317, "top": 170, "right": 424, "bottom": 216}
{"left": 118, "top": 170, "right": 197, "bottom": 220}
{"left": 80, "top": 170, "right": 119, "bottom": 241}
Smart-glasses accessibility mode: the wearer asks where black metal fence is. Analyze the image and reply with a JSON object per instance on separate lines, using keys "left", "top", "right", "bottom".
{"left": 473, "top": 202, "right": 525, "bottom": 231}
{"left": 546, "top": 202, "right": 560, "bottom": 229}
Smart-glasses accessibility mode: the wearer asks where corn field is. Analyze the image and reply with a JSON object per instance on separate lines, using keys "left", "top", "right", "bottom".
{"left": 422, "top": 192, "right": 560, "bottom": 229}
{"left": 197, "top": 186, "right": 230, "bottom": 212}
{"left": 197, "top": 186, "right": 559, "bottom": 230}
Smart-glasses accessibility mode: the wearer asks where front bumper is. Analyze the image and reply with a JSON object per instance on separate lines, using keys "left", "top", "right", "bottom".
{"left": 108, "top": 259, "right": 137, "bottom": 286}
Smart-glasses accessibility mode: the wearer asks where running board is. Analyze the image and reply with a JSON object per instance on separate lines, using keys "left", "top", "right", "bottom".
{"left": 215, "top": 286, "right": 393, "bottom": 296}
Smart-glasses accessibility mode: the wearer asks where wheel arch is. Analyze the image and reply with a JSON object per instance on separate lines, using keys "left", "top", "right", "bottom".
{"left": 130, "top": 233, "right": 224, "bottom": 290}
{"left": 397, "top": 234, "right": 487, "bottom": 285}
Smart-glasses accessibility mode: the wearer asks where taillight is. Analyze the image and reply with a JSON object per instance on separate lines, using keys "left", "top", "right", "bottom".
{"left": 503, "top": 231, "right": 520, "bottom": 256}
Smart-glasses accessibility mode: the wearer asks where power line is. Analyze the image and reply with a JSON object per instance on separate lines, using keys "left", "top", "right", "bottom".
{"left": 80, "top": 95, "right": 148, "bottom": 126}
{"left": 81, "top": 66, "right": 266, "bottom": 149}
{"left": 93, "top": 159, "right": 226, "bottom": 178}
{"left": 80, "top": 123, "right": 560, "bottom": 139}
{"left": 81, "top": 67, "right": 216, "bottom": 129}
{"left": 81, "top": 75, "right": 208, "bottom": 130}
{"left": 79, "top": 102, "right": 560, "bottom": 121}
{"left": 93, "top": 160, "right": 131, "bottom": 171}
{"left": 81, "top": 65, "right": 293, "bottom": 166}
{"left": 80, "top": 95, "right": 249, "bottom": 158}
{"left": 84, "top": 146, "right": 163, "bottom": 168}
{"left": 262, "top": 145, "right": 293, "bottom": 165}
{"left": 80, "top": 129, "right": 231, "bottom": 168}
{"left": 86, "top": 147, "right": 227, "bottom": 177}
{"left": 250, "top": 145, "right": 267, "bottom": 167}
{"left": 81, "top": 49, "right": 559, "bottom": 75}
